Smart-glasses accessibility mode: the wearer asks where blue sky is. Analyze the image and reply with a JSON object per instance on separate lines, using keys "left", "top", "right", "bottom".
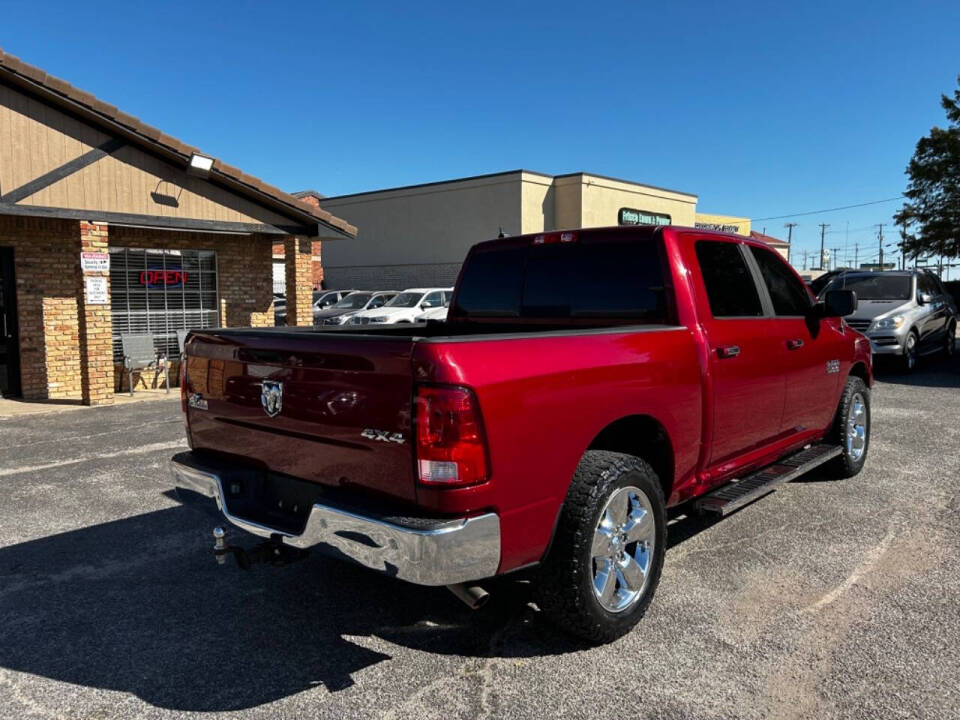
{"left": 2, "top": 1, "right": 958, "bottom": 267}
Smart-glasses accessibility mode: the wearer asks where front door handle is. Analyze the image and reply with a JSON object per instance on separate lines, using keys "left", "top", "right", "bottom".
{"left": 786, "top": 338, "right": 805, "bottom": 350}
{"left": 717, "top": 345, "right": 740, "bottom": 359}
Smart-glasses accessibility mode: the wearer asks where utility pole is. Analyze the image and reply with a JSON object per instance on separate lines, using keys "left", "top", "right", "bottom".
{"left": 784, "top": 223, "right": 797, "bottom": 265}
{"left": 802, "top": 249, "right": 808, "bottom": 270}
{"left": 877, "top": 224, "right": 884, "bottom": 270}
{"left": 818, "top": 223, "right": 829, "bottom": 270}
{"left": 899, "top": 218, "right": 911, "bottom": 270}
{"left": 831, "top": 247, "right": 840, "bottom": 271}
{"left": 854, "top": 243, "right": 858, "bottom": 269}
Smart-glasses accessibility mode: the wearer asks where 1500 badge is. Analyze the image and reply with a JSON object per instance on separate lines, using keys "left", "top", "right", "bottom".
{"left": 826, "top": 360, "right": 840, "bottom": 374}
{"left": 361, "top": 428, "right": 405, "bottom": 444}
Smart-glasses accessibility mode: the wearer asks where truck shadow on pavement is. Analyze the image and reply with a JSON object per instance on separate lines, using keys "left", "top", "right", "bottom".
{"left": 0, "top": 500, "right": 580, "bottom": 712}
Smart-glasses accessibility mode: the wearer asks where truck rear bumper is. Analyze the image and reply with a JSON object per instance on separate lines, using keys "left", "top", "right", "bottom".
{"left": 170, "top": 454, "right": 501, "bottom": 586}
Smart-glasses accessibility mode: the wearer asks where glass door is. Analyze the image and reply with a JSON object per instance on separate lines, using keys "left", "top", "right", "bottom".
{"left": 0, "top": 247, "right": 21, "bottom": 397}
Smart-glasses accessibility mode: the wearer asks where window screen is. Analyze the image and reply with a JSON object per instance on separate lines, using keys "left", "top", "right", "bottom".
{"left": 110, "top": 248, "right": 219, "bottom": 361}
{"left": 695, "top": 241, "right": 763, "bottom": 317}
{"left": 749, "top": 245, "right": 812, "bottom": 316}
{"left": 453, "top": 236, "right": 670, "bottom": 322}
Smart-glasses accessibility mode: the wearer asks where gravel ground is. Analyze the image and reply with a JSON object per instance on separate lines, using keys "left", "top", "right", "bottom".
{"left": 0, "top": 356, "right": 958, "bottom": 719}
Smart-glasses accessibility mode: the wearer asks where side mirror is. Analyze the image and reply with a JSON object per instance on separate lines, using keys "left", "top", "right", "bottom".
{"left": 820, "top": 289, "right": 857, "bottom": 317}
{"left": 918, "top": 292, "right": 934, "bottom": 305}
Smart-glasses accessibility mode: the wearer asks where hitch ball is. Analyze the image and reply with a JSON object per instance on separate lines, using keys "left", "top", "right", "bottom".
{"left": 213, "top": 526, "right": 227, "bottom": 565}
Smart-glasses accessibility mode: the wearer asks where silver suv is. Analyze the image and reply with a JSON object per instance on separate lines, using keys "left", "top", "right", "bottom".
{"left": 823, "top": 270, "right": 957, "bottom": 370}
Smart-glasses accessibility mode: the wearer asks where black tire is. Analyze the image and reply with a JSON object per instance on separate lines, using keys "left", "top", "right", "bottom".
{"left": 945, "top": 323, "right": 956, "bottom": 358}
{"left": 535, "top": 450, "right": 666, "bottom": 644}
{"left": 826, "top": 375, "right": 870, "bottom": 478}
{"left": 902, "top": 329, "right": 919, "bottom": 371}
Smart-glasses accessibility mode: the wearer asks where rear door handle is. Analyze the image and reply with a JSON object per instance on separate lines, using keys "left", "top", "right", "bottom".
{"left": 786, "top": 338, "right": 804, "bottom": 350}
{"left": 716, "top": 345, "right": 740, "bottom": 359}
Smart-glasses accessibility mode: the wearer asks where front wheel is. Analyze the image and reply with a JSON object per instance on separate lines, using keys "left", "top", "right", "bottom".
{"left": 945, "top": 323, "right": 956, "bottom": 358}
{"left": 535, "top": 450, "right": 666, "bottom": 644}
{"left": 826, "top": 375, "right": 870, "bottom": 478}
{"left": 903, "top": 330, "right": 919, "bottom": 371}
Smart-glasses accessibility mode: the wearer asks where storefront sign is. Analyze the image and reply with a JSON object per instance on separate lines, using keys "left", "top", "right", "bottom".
{"left": 80, "top": 252, "right": 110, "bottom": 272}
{"left": 695, "top": 222, "right": 743, "bottom": 233}
{"left": 85, "top": 276, "right": 108, "bottom": 304}
{"left": 140, "top": 268, "right": 188, "bottom": 288}
{"left": 618, "top": 207, "right": 671, "bottom": 226}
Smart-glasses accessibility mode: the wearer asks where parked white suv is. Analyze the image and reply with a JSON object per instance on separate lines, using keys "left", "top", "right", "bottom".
{"left": 348, "top": 288, "right": 453, "bottom": 325}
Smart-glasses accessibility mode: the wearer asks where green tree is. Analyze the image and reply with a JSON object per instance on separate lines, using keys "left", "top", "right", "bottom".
{"left": 895, "top": 75, "right": 960, "bottom": 260}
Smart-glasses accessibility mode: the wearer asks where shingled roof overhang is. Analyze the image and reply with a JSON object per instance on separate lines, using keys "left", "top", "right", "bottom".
{"left": 0, "top": 49, "right": 357, "bottom": 239}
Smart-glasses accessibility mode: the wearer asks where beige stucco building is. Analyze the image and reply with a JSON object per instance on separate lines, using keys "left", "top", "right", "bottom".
{"left": 319, "top": 170, "right": 697, "bottom": 289}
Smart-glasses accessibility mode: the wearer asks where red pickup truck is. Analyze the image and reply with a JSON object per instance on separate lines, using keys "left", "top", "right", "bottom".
{"left": 172, "top": 226, "right": 872, "bottom": 643}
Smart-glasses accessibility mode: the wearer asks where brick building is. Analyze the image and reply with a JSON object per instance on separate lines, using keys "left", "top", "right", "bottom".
{"left": 271, "top": 191, "right": 326, "bottom": 293}
{"left": 0, "top": 49, "right": 355, "bottom": 404}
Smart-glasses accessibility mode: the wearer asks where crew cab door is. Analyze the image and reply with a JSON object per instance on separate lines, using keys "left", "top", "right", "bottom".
{"left": 746, "top": 245, "right": 842, "bottom": 436}
{"left": 693, "top": 240, "right": 787, "bottom": 467}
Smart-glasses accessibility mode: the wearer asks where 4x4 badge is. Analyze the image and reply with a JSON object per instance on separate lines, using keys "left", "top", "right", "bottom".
{"left": 361, "top": 428, "right": 405, "bottom": 444}
{"left": 826, "top": 360, "right": 840, "bottom": 374}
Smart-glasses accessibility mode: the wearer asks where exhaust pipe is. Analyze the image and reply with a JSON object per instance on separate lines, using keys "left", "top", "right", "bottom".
{"left": 446, "top": 582, "right": 490, "bottom": 610}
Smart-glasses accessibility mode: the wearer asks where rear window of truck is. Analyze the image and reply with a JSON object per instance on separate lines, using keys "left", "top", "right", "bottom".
{"left": 452, "top": 235, "right": 670, "bottom": 322}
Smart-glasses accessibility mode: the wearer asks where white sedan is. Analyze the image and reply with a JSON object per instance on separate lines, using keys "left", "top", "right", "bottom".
{"left": 348, "top": 288, "right": 452, "bottom": 325}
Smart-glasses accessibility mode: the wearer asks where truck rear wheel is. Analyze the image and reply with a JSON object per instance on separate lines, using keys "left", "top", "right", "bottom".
{"left": 535, "top": 450, "right": 666, "bottom": 644}
{"left": 826, "top": 375, "right": 870, "bottom": 478}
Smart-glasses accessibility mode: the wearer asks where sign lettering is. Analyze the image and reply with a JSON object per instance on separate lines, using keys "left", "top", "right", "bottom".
{"left": 80, "top": 252, "right": 110, "bottom": 272}
{"left": 140, "top": 268, "right": 188, "bottom": 288}
{"left": 618, "top": 207, "right": 671, "bottom": 226}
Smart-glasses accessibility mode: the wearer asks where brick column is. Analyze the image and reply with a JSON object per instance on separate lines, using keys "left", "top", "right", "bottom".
{"left": 77, "top": 221, "right": 114, "bottom": 405}
{"left": 284, "top": 236, "right": 313, "bottom": 326}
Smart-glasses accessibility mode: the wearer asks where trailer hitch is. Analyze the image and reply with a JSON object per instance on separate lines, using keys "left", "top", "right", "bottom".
{"left": 212, "top": 527, "right": 308, "bottom": 570}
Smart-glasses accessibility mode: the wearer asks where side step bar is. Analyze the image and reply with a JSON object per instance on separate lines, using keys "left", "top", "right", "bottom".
{"left": 695, "top": 443, "right": 842, "bottom": 516}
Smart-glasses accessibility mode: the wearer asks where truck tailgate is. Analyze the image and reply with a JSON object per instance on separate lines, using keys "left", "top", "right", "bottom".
{"left": 183, "top": 329, "right": 417, "bottom": 503}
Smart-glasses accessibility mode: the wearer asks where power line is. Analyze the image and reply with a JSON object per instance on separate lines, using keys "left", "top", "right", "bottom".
{"left": 751, "top": 195, "right": 904, "bottom": 222}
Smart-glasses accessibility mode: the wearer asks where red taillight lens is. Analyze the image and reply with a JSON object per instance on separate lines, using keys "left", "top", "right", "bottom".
{"left": 415, "top": 385, "right": 489, "bottom": 487}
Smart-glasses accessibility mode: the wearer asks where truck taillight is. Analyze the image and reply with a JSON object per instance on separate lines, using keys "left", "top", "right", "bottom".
{"left": 415, "top": 385, "right": 489, "bottom": 487}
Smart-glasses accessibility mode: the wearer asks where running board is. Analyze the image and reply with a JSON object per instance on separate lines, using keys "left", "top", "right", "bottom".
{"left": 695, "top": 444, "right": 842, "bottom": 516}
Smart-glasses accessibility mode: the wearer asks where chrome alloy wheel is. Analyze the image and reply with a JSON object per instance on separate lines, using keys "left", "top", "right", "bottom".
{"left": 905, "top": 333, "right": 917, "bottom": 370}
{"left": 846, "top": 392, "right": 868, "bottom": 462}
{"left": 590, "top": 485, "right": 656, "bottom": 613}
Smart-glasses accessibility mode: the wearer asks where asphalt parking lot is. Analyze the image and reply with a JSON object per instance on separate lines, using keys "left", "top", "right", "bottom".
{"left": 1, "top": 358, "right": 958, "bottom": 720}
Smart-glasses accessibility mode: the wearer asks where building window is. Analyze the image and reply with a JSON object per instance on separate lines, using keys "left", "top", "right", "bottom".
{"left": 109, "top": 248, "right": 219, "bottom": 361}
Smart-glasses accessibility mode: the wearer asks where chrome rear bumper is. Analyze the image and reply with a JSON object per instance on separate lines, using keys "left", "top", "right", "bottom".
{"left": 170, "top": 457, "right": 501, "bottom": 586}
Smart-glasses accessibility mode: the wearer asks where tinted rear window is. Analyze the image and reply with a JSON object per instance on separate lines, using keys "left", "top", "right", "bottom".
{"left": 695, "top": 241, "right": 764, "bottom": 317}
{"left": 825, "top": 274, "right": 912, "bottom": 300}
{"left": 453, "top": 236, "right": 670, "bottom": 322}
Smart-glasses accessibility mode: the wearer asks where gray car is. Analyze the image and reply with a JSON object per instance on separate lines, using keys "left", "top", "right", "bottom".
{"left": 824, "top": 270, "right": 957, "bottom": 370}
{"left": 314, "top": 290, "right": 398, "bottom": 326}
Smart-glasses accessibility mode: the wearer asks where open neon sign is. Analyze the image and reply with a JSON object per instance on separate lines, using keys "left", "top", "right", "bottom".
{"left": 140, "top": 268, "right": 188, "bottom": 288}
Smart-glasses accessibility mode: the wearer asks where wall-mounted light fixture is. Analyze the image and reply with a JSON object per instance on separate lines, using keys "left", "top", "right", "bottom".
{"left": 187, "top": 152, "right": 215, "bottom": 176}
